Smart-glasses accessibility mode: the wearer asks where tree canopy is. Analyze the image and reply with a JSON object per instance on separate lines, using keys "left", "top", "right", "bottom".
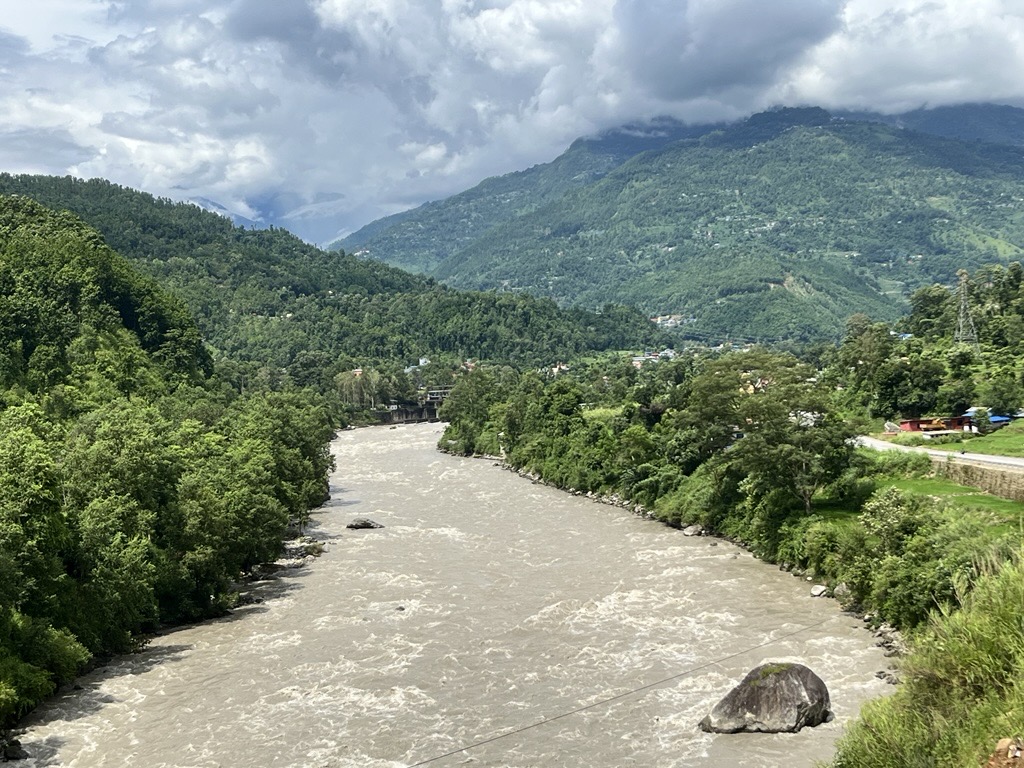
{"left": 0, "top": 195, "right": 333, "bottom": 725}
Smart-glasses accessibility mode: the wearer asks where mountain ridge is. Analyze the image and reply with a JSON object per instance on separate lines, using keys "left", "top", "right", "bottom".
{"left": 0, "top": 173, "right": 667, "bottom": 374}
{"left": 339, "top": 104, "right": 1024, "bottom": 340}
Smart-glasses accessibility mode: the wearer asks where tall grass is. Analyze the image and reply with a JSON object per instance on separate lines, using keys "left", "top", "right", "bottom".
{"left": 831, "top": 553, "right": 1024, "bottom": 767}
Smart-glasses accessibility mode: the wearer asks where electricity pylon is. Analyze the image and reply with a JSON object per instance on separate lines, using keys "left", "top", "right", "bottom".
{"left": 954, "top": 269, "right": 981, "bottom": 354}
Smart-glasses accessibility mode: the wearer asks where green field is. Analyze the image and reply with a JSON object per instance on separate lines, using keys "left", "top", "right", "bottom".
{"left": 930, "top": 420, "right": 1024, "bottom": 458}
{"left": 885, "top": 476, "right": 1024, "bottom": 528}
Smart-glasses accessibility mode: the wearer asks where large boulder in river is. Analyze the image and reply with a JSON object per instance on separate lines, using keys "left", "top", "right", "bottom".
{"left": 699, "top": 662, "right": 831, "bottom": 734}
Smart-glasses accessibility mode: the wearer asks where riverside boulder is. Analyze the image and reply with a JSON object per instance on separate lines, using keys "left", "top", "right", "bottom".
{"left": 699, "top": 662, "right": 831, "bottom": 734}
{"left": 985, "top": 738, "right": 1023, "bottom": 767}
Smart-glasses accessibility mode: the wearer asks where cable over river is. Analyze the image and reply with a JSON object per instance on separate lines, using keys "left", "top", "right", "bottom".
{"left": 21, "top": 423, "right": 891, "bottom": 767}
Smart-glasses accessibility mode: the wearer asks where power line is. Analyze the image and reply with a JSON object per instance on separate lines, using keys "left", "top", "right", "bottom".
{"left": 407, "top": 616, "right": 832, "bottom": 766}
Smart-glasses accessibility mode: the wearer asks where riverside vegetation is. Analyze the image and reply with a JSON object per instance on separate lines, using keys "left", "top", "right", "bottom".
{"left": 439, "top": 263, "right": 1024, "bottom": 767}
{"left": 0, "top": 196, "right": 335, "bottom": 724}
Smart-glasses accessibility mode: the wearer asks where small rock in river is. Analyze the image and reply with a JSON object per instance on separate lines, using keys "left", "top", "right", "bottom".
{"left": 2, "top": 738, "right": 29, "bottom": 761}
{"left": 347, "top": 518, "right": 384, "bottom": 529}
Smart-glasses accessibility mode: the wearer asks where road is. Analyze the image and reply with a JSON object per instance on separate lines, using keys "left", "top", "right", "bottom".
{"left": 857, "top": 435, "right": 1024, "bottom": 471}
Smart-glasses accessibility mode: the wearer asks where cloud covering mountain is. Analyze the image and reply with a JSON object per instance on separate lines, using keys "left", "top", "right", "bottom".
{"left": 2, "top": 1, "right": 1023, "bottom": 243}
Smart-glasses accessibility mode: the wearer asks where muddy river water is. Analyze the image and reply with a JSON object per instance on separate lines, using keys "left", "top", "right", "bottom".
{"left": 22, "top": 422, "right": 891, "bottom": 767}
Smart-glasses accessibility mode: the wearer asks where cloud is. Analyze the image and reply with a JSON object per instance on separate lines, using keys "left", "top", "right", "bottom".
{"left": 0, "top": 128, "right": 95, "bottom": 172}
{"left": 0, "top": 1, "right": 1022, "bottom": 243}
{"left": 610, "top": 0, "right": 845, "bottom": 102}
{"left": 784, "top": 0, "right": 1024, "bottom": 112}
{"left": 0, "top": 30, "right": 31, "bottom": 65}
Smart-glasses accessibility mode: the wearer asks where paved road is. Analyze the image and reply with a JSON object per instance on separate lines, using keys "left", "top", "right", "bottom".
{"left": 857, "top": 435, "right": 1024, "bottom": 471}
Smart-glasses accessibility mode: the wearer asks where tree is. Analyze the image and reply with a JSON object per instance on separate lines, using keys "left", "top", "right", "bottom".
{"left": 872, "top": 354, "right": 944, "bottom": 418}
{"left": 904, "top": 284, "right": 954, "bottom": 340}
{"left": 732, "top": 382, "right": 853, "bottom": 515}
{"left": 438, "top": 368, "right": 499, "bottom": 455}
{"left": 981, "top": 373, "right": 1023, "bottom": 417}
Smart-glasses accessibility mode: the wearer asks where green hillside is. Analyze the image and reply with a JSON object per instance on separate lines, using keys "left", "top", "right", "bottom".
{"left": 0, "top": 194, "right": 210, "bottom": 395}
{"left": 337, "top": 118, "right": 719, "bottom": 273}
{"left": 843, "top": 102, "right": 1024, "bottom": 148}
{"left": 0, "top": 175, "right": 667, "bottom": 375}
{"left": 345, "top": 106, "right": 1024, "bottom": 341}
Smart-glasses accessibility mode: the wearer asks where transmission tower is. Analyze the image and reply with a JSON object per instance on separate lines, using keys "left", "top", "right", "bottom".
{"left": 954, "top": 269, "right": 980, "bottom": 353}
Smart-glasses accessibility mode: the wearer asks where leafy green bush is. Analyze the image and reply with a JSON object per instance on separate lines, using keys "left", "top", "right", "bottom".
{"left": 832, "top": 487, "right": 1007, "bottom": 626}
{"left": 775, "top": 517, "right": 852, "bottom": 576}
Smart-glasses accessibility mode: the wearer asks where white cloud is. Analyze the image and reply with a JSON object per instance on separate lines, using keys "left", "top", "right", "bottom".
{"left": 782, "top": 0, "right": 1024, "bottom": 111}
{"left": 0, "top": 0, "right": 1022, "bottom": 243}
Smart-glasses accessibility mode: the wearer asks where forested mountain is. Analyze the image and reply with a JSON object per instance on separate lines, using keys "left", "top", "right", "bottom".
{"left": 843, "top": 102, "right": 1024, "bottom": 148}
{"left": 0, "top": 175, "right": 667, "bottom": 379}
{"left": 344, "top": 105, "right": 1024, "bottom": 341}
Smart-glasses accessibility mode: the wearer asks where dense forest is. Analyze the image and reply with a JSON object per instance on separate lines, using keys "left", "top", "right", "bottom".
{"left": 0, "top": 195, "right": 335, "bottom": 724}
{"left": 0, "top": 175, "right": 667, "bottom": 388}
{"left": 438, "top": 262, "right": 1024, "bottom": 766}
{"left": 346, "top": 106, "right": 1024, "bottom": 342}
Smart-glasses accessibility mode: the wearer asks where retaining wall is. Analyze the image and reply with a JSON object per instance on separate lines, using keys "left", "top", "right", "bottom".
{"left": 931, "top": 457, "right": 1024, "bottom": 502}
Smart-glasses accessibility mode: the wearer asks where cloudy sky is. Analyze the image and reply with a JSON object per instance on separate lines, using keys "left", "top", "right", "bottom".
{"left": 2, "top": 0, "right": 1023, "bottom": 243}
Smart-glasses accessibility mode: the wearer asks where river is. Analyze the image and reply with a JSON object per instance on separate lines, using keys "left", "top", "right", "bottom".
{"left": 21, "top": 423, "right": 891, "bottom": 767}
